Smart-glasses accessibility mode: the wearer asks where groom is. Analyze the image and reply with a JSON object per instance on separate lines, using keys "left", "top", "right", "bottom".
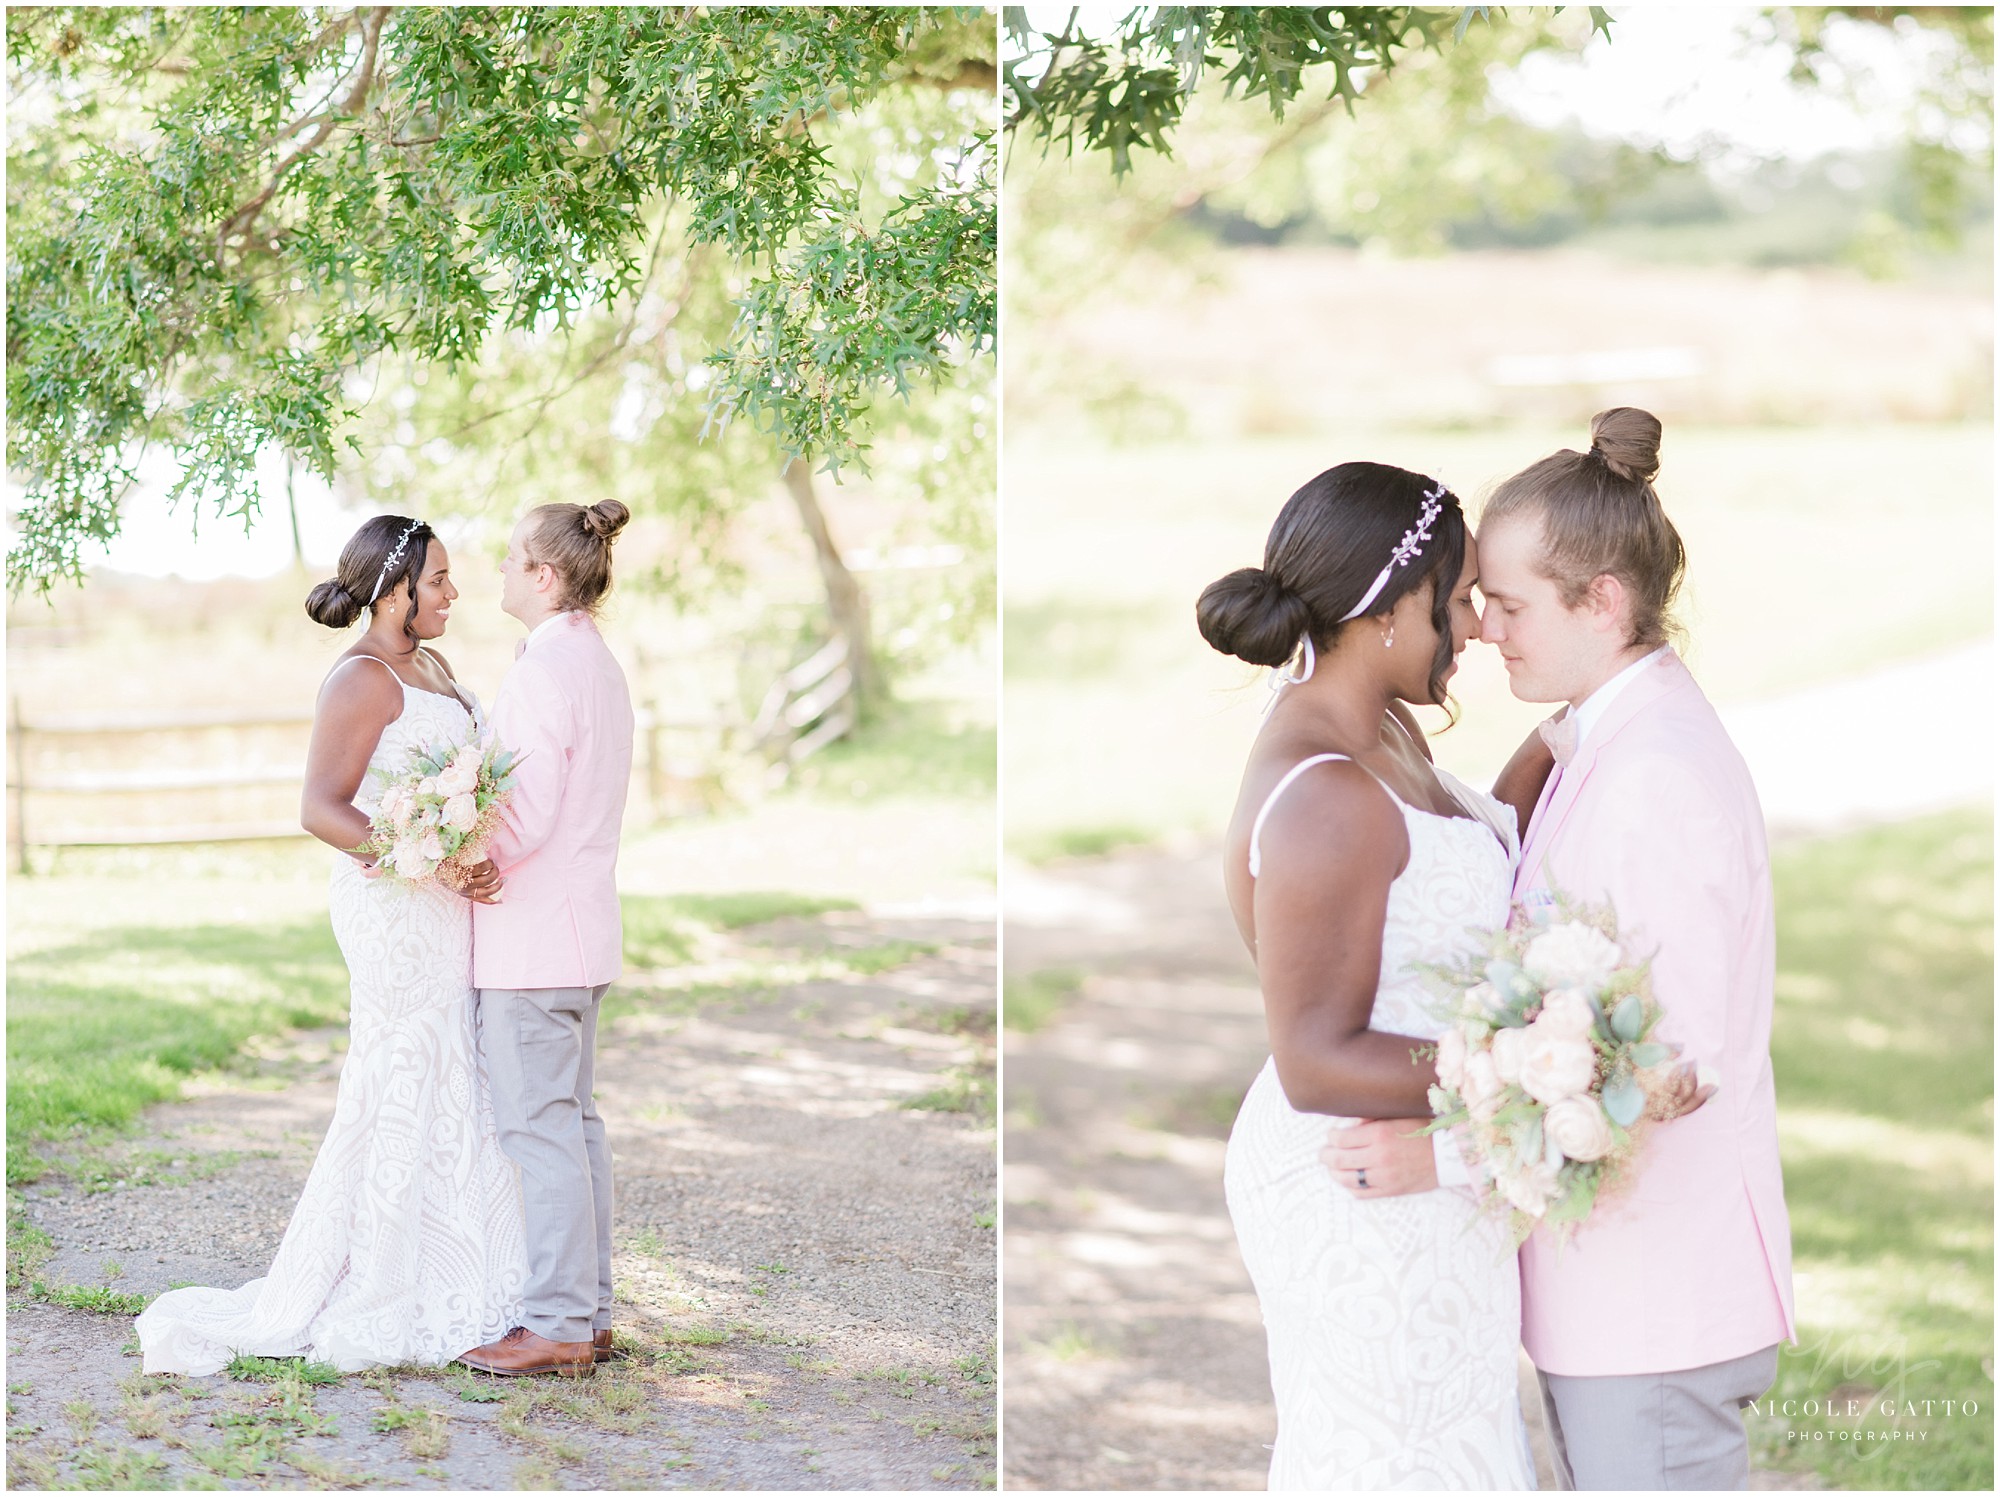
{"left": 1474, "top": 496, "right": 1795, "bottom": 1489}
{"left": 460, "top": 510, "right": 635, "bottom": 1377}
{"left": 1331, "top": 420, "right": 1794, "bottom": 1487}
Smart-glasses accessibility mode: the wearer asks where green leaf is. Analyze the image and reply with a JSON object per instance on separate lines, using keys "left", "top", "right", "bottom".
{"left": 1628, "top": 1042, "right": 1672, "bottom": 1069}
{"left": 1601, "top": 1073, "right": 1644, "bottom": 1128}
{"left": 1610, "top": 993, "right": 1644, "bottom": 1043}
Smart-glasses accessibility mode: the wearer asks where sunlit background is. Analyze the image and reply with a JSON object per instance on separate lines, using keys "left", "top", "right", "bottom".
{"left": 1001, "top": 7, "right": 1992, "bottom": 1491}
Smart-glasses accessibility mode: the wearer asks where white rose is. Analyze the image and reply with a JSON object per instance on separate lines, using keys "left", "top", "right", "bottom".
{"left": 379, "top": 785, "right": 411, "bottom": 826}
{"left": 1463, "top": 981, "right": 1509, "bottom": 1020}
{"left": 1544, "top": 1095, "right": 1615, "bottom": 1162}
{"left": 1462, "top": 1051, "right": 1505, "bottom": 1121}
{"left": 1522, "top": 921, "right": 1623, "bottom": 992}
{"left": 1518, "top": 1029, "right": 1598, "bottom": 1105}
{"left": 1490, "top": 1025, "right": 1528, "bottom": 1084}
{"left": 420, "top": 829, "right": 445, "bottom": 862}
{"left": 442, "top": 792, "right": 479, "bottom": 832}
{"left": 1536, "top": 987, "right": 1599, "bottom": 1039}
{"left": 453, "top": 742, "right": 483, "bottom": 769}
{"left": 1500, "top": 1159, "right": 1562, "bottom": 1217}
{"left": 417, "top": 775, "right": 441, "bottom": 800}
{"left": 438, "top": 759, "right": 480, "bottom": 796}
{"left": 391, "top": 839, "right": 428, "bottom": 879}
{"left": 1434, "top": 1027, "right": 1468, "bottom": 1091}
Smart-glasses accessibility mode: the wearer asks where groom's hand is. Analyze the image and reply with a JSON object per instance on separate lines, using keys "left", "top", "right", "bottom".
{"left": 1322, "top": 1119, "right": 1436, "bottom": 1198}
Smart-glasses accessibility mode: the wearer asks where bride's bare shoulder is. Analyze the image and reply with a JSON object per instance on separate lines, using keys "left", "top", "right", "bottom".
{"left": 1244, "top": 752, "right": 1405, "bottom": 877}
{"left": 315, "top": 651, "right": 403, "bottom": 719}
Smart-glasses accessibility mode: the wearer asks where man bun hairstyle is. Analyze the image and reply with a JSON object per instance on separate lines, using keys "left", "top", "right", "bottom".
{"left": 306, "top": 514, "right": 434, "bottom": 641}
{"left": 1483, "top": 407, "right": 1684, "bottom": 650}
{"left": 524, "top": 498, "right": 631, "bottom": 614}
{"left": 1196, "top": 462, "right": 1468, "bottom": 708}
{"left": 1588, "top": 406, "right": 1661, "bottom": 485}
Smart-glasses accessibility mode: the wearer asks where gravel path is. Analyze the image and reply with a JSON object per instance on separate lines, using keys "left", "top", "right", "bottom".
{"left": 7, "top": 911, "right": 996, "bottom": 1491}
{"left": 1001, "top": 844, "right": 1826, "bottom": 1492}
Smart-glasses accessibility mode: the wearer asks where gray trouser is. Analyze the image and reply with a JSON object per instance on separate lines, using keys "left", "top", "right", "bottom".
{"left": 476, "top": 983, "right": 614, "bottom": 1344}
{"left": 1538, "top": 1343, "right": 1780, "bottom": 1490}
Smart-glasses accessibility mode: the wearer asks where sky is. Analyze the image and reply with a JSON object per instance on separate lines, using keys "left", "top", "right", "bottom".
{"left": 1493, "top": 5, "right": 1952, "bottom": 170}
{"left": 12, "top": 5, "right": 1965, "bottom": 582}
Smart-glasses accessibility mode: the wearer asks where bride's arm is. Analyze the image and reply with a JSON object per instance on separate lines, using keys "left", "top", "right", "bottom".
{"left": 301, "top": 662, "right": 404, "bottom": 857}
{"left": 1489, "top": 720, "right": 1558, "bottom": 841}
{"left": 1253, "top": 766, "right": 1437, "bottom": 1120}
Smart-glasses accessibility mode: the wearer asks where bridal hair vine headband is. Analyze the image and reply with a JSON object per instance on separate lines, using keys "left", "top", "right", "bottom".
{"left": 1336, "top": 479, "right": 1446, "bottom": 623}
{"left": 1263, "top": 476, "right": 1447, "bottom": 713}
{"left": 367, "top": 520, "right": 427, "bottom": 605}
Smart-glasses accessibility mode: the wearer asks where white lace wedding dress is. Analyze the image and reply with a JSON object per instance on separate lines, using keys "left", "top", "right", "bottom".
{"left": 137, "top": 665, "right": 528, "bottom": 1374}
{"left": 1224, "top": 753, "right": 1536, "bottom": 1490}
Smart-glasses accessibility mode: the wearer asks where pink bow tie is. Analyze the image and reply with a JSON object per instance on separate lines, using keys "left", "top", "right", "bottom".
{"left": 1539, "top": 713, "right": 1578, "bottom": 768}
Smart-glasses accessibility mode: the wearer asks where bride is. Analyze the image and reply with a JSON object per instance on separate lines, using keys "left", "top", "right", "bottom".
{"left": 1196, "top": 463, "right": 1555, "bottom": 1489}
{"left": 137, "top": 516, "right": 527, "bottom": 1374}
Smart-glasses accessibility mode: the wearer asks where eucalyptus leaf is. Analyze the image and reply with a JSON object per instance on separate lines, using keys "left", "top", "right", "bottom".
{"left": 1629, "top": 1042, "right": 1672, "bottom": 1069}
{"left": 1601, "top": 1073, "right": 1644, "bottom": 1128}
{"left": 1610, "top": 993, "right": 1645, "bottom": 1043}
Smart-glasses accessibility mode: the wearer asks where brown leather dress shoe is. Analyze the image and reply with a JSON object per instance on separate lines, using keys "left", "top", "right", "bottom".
{"left": 458, "top": 1326, "right": 595, "bottom": 1378}
{"left": 593, "top": 1328, "right": 621, "bottom": 1364}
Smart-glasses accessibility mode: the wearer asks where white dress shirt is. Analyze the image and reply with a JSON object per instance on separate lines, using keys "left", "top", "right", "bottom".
{"left": 1568, "top": 646, "right": 1671, "bottom": 752}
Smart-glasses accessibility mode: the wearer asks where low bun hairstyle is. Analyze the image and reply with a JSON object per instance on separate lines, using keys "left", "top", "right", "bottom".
{"left": 1196, "top": 462, "right": 1468, "bottom": 708}
{"left": 1482, "top": 407, "right": 1683, "bottom": 650}
{"left": 523, "top": 498, "right": 630, "bottom": 614}
{"left": 305, "top": 577, "right": 364, "bottom": 630}
{"left": 1192, "top": 569, "right": 1313, "bottom": 670}
{"left": 306, "top": 515, "right": 434, "bottom": 639}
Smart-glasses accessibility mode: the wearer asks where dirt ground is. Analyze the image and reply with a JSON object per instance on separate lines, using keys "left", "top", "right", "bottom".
{"left": 7, "top": 911, "right": 996, "bottom": 1492}
{"left": 1001, "top": 843, "right": 1826, "bottom": 1493}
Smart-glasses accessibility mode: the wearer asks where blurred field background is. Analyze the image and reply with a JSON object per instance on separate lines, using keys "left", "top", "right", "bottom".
{"left": 1002, "top": 7, "right": 1991, "bottom": 1490}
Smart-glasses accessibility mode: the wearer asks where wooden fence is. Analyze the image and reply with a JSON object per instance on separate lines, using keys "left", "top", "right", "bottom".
{"left": 6, "top": 639, "right": 857, "bottom": 868}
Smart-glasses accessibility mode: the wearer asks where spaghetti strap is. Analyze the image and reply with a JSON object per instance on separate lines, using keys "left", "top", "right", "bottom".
{"left": 417, "top": 647, "right": 471, "bottom": 707}
{"left": 327, "top": 653, "right": 402, "bottom": 691}
{"left": 1384, "top": 709, "right": 1426, "bottom": 756}
{"left": 1248, "top": 753, "right": 1350, "bottom": 879}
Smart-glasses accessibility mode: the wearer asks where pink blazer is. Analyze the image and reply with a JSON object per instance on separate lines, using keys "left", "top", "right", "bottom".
{"left": 1515, "top": 650, "right": 1796, "bottom": 1377}
{"left": 472, "top": 610, "right": 634, "bottom": 991}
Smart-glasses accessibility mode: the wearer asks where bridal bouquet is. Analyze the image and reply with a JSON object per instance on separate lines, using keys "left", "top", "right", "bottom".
{"left": 1423, "top": 897, "right": 1714, "bottom": 1244}
{"left": 364, "top": 735, "right": 520, "bottom": 890}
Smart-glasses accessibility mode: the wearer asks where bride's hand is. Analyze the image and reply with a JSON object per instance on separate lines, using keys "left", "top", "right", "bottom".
{"left": 1648, "top": 1059, "right": 1718, "bottom": 1121}
{"left": 457, "top": 858, "right": 504, "bottom": 904}
{"left": 1321, "top": 1119, "right": 1436, "bottom": 1199}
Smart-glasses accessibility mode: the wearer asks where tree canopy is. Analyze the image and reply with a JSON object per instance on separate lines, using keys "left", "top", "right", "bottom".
{"left": 6, "top": 5, "right": 997, "bottom": 591}
{"left": 1003, "top": 5, "right": 1610, "bottom": 173}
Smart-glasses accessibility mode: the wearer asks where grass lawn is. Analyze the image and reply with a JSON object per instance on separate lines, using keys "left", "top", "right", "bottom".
{"left": 1755, "top": 807, "right": 1993, "bottom": 1490}
{"left": 5, "top": 852, "right": 869, "bottom": 1194}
